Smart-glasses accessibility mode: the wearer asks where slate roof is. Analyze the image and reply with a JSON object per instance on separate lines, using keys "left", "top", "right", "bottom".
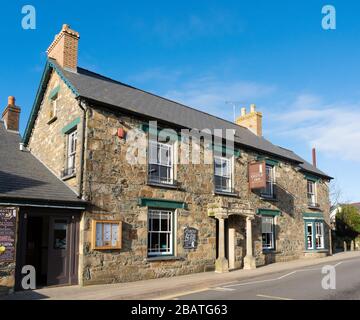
{"left": 0, "top": 120, "right": 85, "bottom": 208}
{"left": 24, "top": 59, "right": 332, "bottom": 180}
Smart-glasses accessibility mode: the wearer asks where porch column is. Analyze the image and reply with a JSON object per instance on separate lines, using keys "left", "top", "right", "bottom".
{"left": 243, "top": 216, "right": 256, "bottom": 270}
{"left": 215, "top": 213, "right": 229, "bottom": 273}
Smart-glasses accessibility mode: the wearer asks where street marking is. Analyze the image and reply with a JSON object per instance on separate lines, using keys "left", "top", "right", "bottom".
{"left": 153, "top": 287, "right": 210, "bottom": 300}
{"left": 223, "top": 261, "right": 347, "bottom": 289}
{"left": 211, "top": 287, "right": 236, "bottom": 292}
{"left": 257, "top": 294, "right": 294, "bottom": 300}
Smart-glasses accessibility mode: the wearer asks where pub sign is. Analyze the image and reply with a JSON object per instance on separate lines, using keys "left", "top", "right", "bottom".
{"left": 249, "top": 161, "right": 266, "bottom": 190}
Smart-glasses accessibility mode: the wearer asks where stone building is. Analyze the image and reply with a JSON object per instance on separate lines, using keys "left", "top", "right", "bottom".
{"left": 0, "top": 25, "right": 332, "bottom": 292}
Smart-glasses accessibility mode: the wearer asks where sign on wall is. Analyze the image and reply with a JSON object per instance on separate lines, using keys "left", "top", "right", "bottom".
{"left": 184, "top": 227, "right": 198, "bottom": 249}
{"left": 92, "top": 220, "right": 122, "bottom": 250}
{"left": 0, "top": 207, "right": 17, "bottom": 263}
{"left": 249, "top": 161, "right": 266, "bottom": 190}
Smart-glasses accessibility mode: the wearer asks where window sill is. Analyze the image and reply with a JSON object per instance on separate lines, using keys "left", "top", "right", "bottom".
{"left": 47, "top": 116, "right": 57, "bottom": 125}
{"left": 146, "top": 256, "right": 183, "bottom": 262}
{"left": 214, "top": 190, "right": 238, "bottom": 198}
{"left": 308, "top": 205, "right": 322, "bottom": 211}
{"left": 147, "top": 181, "right": 179, "bottom": 190}
{"left": 260, "top": 196, "right": 278, "bottom": 202}
{"left": 303, "top": 249, "right": 328, "bottom": 253}
{"left": 62, "top": 173, "right": 76, "bottom": 181}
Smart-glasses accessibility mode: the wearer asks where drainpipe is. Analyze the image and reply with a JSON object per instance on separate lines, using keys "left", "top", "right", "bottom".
{"left": 77, "top": 98, "right": 88, "bottom": 199}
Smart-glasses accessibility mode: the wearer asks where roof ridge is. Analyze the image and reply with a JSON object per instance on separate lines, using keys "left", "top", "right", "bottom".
{"left": 77, "top": 65, "right": 252, "bottom": 132}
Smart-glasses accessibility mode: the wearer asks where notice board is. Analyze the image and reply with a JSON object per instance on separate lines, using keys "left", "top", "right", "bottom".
{"left": 0, "top": 207, "right": 17, "bottom": 263}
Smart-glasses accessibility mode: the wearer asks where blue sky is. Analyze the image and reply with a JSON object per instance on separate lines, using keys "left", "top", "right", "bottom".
{"left": 0, "top": 0, "right": 359, "bottom": 202}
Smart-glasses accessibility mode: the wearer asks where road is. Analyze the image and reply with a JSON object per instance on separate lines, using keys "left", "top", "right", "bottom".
{"left": 170, "top": 256, "right": 360, "bottom": 300}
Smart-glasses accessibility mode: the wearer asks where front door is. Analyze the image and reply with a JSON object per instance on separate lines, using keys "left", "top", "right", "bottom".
{"left": 47, "top": 216, "right": 76, "bottom": 286}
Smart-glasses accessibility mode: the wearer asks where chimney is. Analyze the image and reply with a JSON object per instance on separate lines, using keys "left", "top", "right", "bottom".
{"left": 235, "top": 104, "right": 263, "bottom": 136}
{"left": 312, "top": 148, "right": 317, "bottom": 168}
{"left": 2, "top": 96, "right": 21, "bottom": 132}
{"left": 46, "top": 24, "right": 80, "bottom": 71}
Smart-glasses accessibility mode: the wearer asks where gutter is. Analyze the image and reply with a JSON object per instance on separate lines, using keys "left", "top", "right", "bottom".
{"left": 77, "top": 98, "right": 89, "bottom": 199}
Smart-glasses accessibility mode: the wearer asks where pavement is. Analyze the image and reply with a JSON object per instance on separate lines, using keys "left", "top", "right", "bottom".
{"left": 2, "top": 251, "right": 360, "bottom": 300}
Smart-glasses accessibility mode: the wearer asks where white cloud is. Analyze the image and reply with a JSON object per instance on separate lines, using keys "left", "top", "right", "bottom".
{"left": 268, "top": 94, "right": 360, "bottom": 162}
{"left": 165, "top": 76, "right": 276, "bottom": 120}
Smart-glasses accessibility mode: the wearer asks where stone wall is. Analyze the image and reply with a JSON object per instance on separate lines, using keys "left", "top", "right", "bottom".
{"left": 24, "top": 73, "right": 331, "bottom": 286}
{"left": 28, "top": 70, "right": 82, "bottom": 192}
{"left": 78, "top": 104, "right": 331, "bottom": 285}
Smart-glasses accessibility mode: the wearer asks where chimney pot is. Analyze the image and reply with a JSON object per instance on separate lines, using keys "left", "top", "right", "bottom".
{"left": 8, "top": 96, "right": 15, "bottom": 106}
{"left": 312, "top": 148, "right": 317, "bottom": 168}
{"left": 236, "top": 104, "right": 262, "bottom": 136}
{"left": 241, "top": 107, "right": 246, "bottom": 117}
{"left": 250, "top": 104, "right": 256, "bottom": 113}
{"left": 2, "top": 96, "right": 21, "bottom": 132}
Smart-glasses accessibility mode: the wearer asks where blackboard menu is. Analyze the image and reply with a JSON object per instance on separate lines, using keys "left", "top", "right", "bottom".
{"left": 0, "top": 207, "right": 17, "bottom": 263}
{"left": 184, "top": 227, "right": 198, "bottom": 249}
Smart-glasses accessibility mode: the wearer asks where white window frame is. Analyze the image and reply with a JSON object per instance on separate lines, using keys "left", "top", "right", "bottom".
{"left": 66, "top": 130, "right": 77, "bottom": 175}
{"left": 315, "top": 222, "right": 324, "bottom": 249}
{"left": 261, "top": 216, "right": 275, "bottom": 250}
{"left": 147, "top": 209, "right": 174, "bottom": 256}
{"left": 148, "top": 140, "right": 174, "bottom": 185}
{"left": 306, "top": 222, "right": 314, "bottom": 250}
{"left": 214, "top": 155, "right": 233, "bottom": 193}
{"left": 261, "top": 165, "right": 275, "bottom": 198}
{"left": 307, "top": 180, "right": 317, "bottom": 207}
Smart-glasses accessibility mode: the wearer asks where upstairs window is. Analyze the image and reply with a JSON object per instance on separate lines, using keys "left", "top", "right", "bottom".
{"left": 148, "top": 140, "right": 174, "bottom": 185}
{"left": 307, "top": 180, "right": 317, "bottom": 207}
{"left": 214, "top": 156, "right": 233, "bottom": 193}
{"left": 261, "top": 165, "right": 275, "bottom": 198}
{"left": 64, "top": 130, "right": 77, "bottom": 177}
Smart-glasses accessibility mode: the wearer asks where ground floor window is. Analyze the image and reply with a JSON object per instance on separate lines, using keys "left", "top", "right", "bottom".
{"left": 148, "top": 209, "right": 174, "bottom": 256}
{"left": 262, "top": 216, "right": 275, "bottom": 250}
{"left": 305, "top": 220, "right": 324, "bottom": 250}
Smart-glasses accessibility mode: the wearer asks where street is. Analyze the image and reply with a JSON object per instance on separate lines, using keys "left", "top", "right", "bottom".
{"left": 168, "top": 256, "right": 360, "bottom": 300}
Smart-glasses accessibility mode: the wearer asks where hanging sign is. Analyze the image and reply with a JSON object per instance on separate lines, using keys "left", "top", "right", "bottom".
{"left": 0, "top": 207, "right": 17, "bottom": 263}
{"left": 249, "top": 161, "right": 266, "bottom": 190}
{"left": 184, "top": 227, "right": 198, "bottom": 249}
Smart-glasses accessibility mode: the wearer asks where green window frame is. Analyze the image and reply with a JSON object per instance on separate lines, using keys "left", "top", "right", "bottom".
{"left": 304, "top": 219, "right": 325, "bottom": 250}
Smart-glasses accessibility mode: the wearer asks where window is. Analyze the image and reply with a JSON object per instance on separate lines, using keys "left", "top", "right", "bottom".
{"left": 262, "top": 216, "right": 275, "bottom": 250}
{"left": 307, "top": 180, "right": 317, "bottom": 207}
{"left": 148, "top": 140, "right": 174, "bottom": 185}
{"left": 305, "top": 220, "right": 324, "bottom": 250}
{"left": 50, "top": 95, "right": 58, "bottom": 119}
{"left": 306, "top": 222, "right": 314, "bottom": 249}
{"left": 148, "top": 209, "right": 174, "bottom": 256}
{"left": 315, "top": 222, "right": 324, "bottom": 249}
{"left": 214, "top": 156, "right": 233, "bottom": 193}
{"left": 261, "top": 165, "right": 275, "bottom": 198}
{"left": 64, "top": 130, "right": 77, "bottom": 176}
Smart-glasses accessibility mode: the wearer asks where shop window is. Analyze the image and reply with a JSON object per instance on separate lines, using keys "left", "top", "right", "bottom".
{"left": 305, "top": 220, "right": 325, "bottom": 250}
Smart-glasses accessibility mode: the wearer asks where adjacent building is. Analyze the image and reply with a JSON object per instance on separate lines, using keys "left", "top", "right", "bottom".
{"left": 0, "top": 25, "right": 333, "bottom": 294}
